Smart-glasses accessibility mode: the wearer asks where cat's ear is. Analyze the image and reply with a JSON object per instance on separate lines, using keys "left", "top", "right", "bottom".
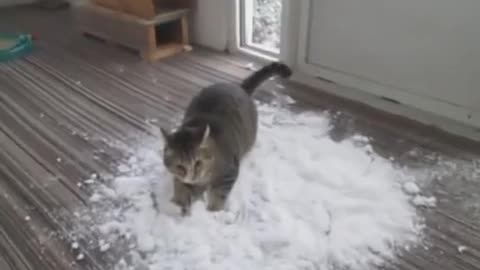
{"left": 160, "top": 127, "right": 171, "bottom": 142}
{"left": 200, "top": 125, "right": 210, "bottom": 146}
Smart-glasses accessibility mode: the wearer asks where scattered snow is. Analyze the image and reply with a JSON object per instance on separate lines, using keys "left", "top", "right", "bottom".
{"left": 412, "top": 196, "right": 437, "bottom": 207}
{"left": 245, "top": 63, "right": 256, "bottom": 71}
{"left": 100, "top": 243, "right": 110, "bottom": 252}
{"left": 403, "top": 182, "right": 421, "bottom": 195}
{"left": 89, "top": 193, "right": 102, "bottom": 202}
{"left": 84, "top": 179, "right": 95, "bottom": 185}
{"left": 352, "top": 134, "right": 370, "bottom": 143}
{"left": 76, "top": 253, "right": 85, "bottom": 261}
{"left": 71, "top": 242, "right": 80, "bottom": 249}
{"left": 117, "top": 164, "right": 130, "bottom": 173}
{"left": 147, "top": 118, "right": 158, "bottom": 123}
{"left": 80, "top": 104, "right": 426, "bottom": 270}
{"left": 282, "top": 95, "right": 295, "bottom": 104}
{"left": 99, "top": 239, "right": 111, "bottom": 252}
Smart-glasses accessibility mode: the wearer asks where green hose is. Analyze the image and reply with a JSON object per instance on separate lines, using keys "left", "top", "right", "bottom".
{"left": 0, "top": 33, "right": 33, "bottom": 62}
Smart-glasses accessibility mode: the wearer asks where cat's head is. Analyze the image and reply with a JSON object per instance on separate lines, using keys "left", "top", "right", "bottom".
{"left": 161, "top": 125, "right": 215, "bottom": 185}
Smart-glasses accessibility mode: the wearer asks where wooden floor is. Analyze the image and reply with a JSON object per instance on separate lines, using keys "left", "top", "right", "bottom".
{"left": 1, "top": 5, "right": 480, "bottom": 270}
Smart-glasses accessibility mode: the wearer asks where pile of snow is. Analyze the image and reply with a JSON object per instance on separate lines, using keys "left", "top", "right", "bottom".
{"left": 81, "top": 103, "right": 428, "bottom": 270}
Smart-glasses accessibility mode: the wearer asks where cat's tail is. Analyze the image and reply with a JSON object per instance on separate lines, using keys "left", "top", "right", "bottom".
{"left": 240, "top": 62, "right": 292, "bottom": 95}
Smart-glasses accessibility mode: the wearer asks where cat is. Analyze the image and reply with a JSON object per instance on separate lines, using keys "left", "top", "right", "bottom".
{"left": 160, "top": 62, "right": 292, "bottom": 215}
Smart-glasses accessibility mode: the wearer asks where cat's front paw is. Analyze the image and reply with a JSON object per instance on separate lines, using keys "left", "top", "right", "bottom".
{"left": 170, "top": 196, "right": 182, "bottom": 206}
{"left": 181, "top": 206, "right": 191, "bottom": 216}
{"left": 207, "top": 200, "right": 225, "bottom": 212}
{"left": 171, "top": 197, "right": 192, "bottom": 216}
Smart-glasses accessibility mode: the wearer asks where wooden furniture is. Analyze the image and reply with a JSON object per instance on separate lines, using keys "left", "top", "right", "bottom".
{"left": 74, "top": 0, "right": 192, "bottom": 61}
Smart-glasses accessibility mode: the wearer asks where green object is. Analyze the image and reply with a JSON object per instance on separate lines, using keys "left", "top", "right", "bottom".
{"left": 0, "top": 33, "right": 33, "bottom": 62}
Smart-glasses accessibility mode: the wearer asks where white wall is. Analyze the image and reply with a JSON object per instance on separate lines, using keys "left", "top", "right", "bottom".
{"left": 191, "top": 0, "right": 228, "bottom": 51}
{"left": 298, "top": 0, "right": 480, "bottom": 130}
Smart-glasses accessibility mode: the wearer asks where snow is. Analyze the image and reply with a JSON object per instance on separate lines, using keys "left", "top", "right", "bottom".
{"left": 80, "top": 103, "right": 427, "bottom": 270}
{"left": 71, "top": 242, "right": 80, "bottom": 249}
{"left": 83, "top": 173, "right": 99, "bottom": 184}
{"left": 24, "top": 215, "right": 31, "bottom": 221}
{"left": 76, "top": 253, "right": 85, "bottom": 261}
{"left": 403, "top": 182, "right": 421, "bottom": 195}
{"left": 99, "top": 239, "right": 111, "bottom": 252}
{"left": 89, "top": 193, "right": 102, "bottom": 202}
{"left": 245, "top": 63, "right": 256, "bottom": 71}
{"left": 117, "top": 164, "right": 130, "bottom": 173}
{"left": 458, "top": 245, "right": 468, "bottom": 253}
{"left": 412, "top": 196, "right": 437, "bottom": 208}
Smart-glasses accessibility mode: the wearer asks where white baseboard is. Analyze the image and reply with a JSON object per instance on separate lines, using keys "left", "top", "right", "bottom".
{"left": 292, "top": 71, "right": 480, "bottom": 142}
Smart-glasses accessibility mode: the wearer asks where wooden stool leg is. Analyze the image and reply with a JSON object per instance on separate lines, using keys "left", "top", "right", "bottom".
{"left": 140, "top": 25, "right": 157, "bottom": 61}
{"left": 180, "top": 15, "right": 190, "bottom": 45}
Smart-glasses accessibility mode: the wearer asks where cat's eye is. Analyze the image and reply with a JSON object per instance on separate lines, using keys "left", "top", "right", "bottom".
{"left": 175, "top": 165, "right": 187, "bottom": 176}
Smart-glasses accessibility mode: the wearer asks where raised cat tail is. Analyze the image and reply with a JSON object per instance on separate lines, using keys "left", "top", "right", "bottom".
{"left": 240, "top": 62, "right": 292, "bottom": 95}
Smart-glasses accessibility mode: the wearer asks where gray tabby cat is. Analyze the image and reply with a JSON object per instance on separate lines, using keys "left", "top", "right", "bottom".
{"left": 160, "top": 62, "right": 292, "bottom": 215}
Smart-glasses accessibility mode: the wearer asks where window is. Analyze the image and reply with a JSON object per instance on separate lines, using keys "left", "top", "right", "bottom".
{"left": 239, "top": 0, "right": 282, "bottom": 57}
